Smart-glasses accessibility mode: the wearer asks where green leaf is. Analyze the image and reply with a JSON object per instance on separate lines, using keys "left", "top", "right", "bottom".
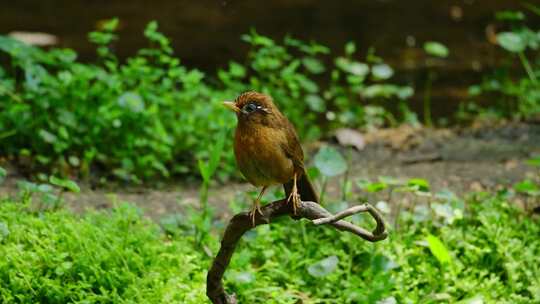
{"left": 468, "top": 85, "right": 482, "bottom": 96}
{"left": 496, "top": 32, "right": 526, "bottom": 53}
{"left": 408, "top": 178, "right": 430, "bottom": 192}
{"left": 307, "top": 255, "right": 339, "bottom": 277}
{"left": 495, "top": 10, "right": 525, "bottom": 21}
{"left": 397, "top": 86, "right": 414, "bottom": 99}
{"left": 302, "top": 57, "right": 325, "bottom": 74}
{"left": 426, "top": 234, "right": 452, "bottom": 265}
{"left": 17, "top": 181, "right": 39, "bottom": 193}
{"left": 424, "top": 41, "right": 450, "bottom": 58}
{"left": 37, "top": 184, "right": 54, "bottom": 193}
{"left": 55, "top": 261, "right": 73, "bottom": 276}
{"left": 198, "top": 159, "right": 210, "bottom": 182}
{"left": 207, "top": 133, "right": 226, "bottom": 177}
{"left": 377, "top": 297, "right": 397, "bottom": 304}
{"left": 68, "top": 156, "right": 80, "bottom": 167}
{"left": 345, "top": 41, "right": 356, "bottom": 55}
{"left": 0, "top": 166, "right": 6, "bottom": 184}
{"left": 230, "top": 271, "right": 255, "bottom": 284}
{"left": 101, "top": 18, "right": 119, "bottom": 32}
{"left": 305, "top": 94, "right": 325, "bottom": 112}
{"left": 514, "top": 180, "right": 539, "bottom": 195}
{"left": 198, "top": 132, "right": 226, "bottom": 183}
{"left": 457, "top": 295, "right": 484, "bottom": 304}
{"left": 525, "top": 155, "right": 540, "bottom": 167}
{"left": 335, "top": 58, "right": 369, "bottom": 77}
{"left": 38, "top": 129, "right": 57, "bottom": 144}
{"left": 41, "top": 193, "right": 60, "bottom": 206}
{"left": 117, "top": 92, "right": 145, "bottom": 113}
{"left": 523, "top": 2, "right": 540, "bottom": 17}
{"left": 348, "top": 62, "right": 370, "bottom": 77}
{"left": 49, "top": 176, "right": 80, "bottom": 193}
{"left": 229, "top": 62, "right": 246, "bottom": 78}
{"left": 363, "top": 182, "right": 388, "bottom": 193}
{"left": 0, "top": 222, "right": 9, "bottom": 241}
{"left": 314, "top": 146, "right": 347, "bottom": 177}
{"left": 297, "top": 76, "right": 319, "bottom": 93}
{"left": 159, "top": 213, "right": 184, "bottom": 233}
{"left": 371, "top": 64, "right": 394, "bottom": 80}
{"left": 378, "top": 176, "right": 404, "bottom": 186}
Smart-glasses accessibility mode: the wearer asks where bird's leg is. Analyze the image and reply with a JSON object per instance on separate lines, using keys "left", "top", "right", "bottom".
{"left": 251, "top": 186, "right": 267, "bottom": 226}
{"left": 287, "top": 173, "right": 301, "bottom": 215}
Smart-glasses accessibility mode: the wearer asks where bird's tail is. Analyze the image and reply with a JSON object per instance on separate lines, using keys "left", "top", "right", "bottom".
{"left": 283, "top": 168, "right": 319, "bottom": 204}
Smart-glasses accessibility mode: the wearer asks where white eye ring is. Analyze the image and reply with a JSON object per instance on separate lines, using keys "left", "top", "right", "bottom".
{"left": 258, "top": 106, "right": 271, "bottom": 114}
{"left": 242, "top": 102, "right": 271, "bottom": 114}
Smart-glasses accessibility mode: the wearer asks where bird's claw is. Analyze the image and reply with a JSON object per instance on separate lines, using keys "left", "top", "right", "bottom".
{"left": 250, "top": 201, "right": 263, "bottom": 226}
{"left": 287, "top": 188, "right": 301, "bottom": 215}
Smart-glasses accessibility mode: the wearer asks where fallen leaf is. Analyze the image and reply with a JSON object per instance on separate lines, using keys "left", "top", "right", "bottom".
{"left": 8, "top": 31, "right": 58, "bottom": 46}
{"left": 334, "top": 128, "right": 365, "bottom": 150}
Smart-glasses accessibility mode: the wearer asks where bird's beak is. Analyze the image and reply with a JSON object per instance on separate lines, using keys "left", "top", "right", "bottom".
{"left": 223, "top": 101, "right": 240, "bottom": 113}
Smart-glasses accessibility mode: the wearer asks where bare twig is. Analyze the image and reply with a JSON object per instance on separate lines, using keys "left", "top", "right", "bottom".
{"left": 311, "top": 203, "right": 387, "bottom": 241}
{"left": 206, "top": 199, "right": 387, "bottom": 304}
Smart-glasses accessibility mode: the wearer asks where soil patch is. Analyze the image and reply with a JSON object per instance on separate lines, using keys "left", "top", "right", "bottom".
{"left": 1, "top": 122, "right": 539, "bottom": 221}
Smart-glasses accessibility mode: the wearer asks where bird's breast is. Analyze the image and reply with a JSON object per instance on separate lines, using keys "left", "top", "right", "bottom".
{"left": 234, "top": 125, "right": 294, "bottom": 186}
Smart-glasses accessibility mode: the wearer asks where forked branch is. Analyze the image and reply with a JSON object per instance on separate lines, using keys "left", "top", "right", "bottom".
{"left": 206, "top": 199, "right": 388, "bottom": 304}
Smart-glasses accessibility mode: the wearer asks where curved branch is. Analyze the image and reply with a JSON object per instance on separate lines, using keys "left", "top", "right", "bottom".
{"left": 311, "top": 203, "right": 387, "bottom": 240}
{"left": 206, "top": 199, "right": 388, "bottom": 304}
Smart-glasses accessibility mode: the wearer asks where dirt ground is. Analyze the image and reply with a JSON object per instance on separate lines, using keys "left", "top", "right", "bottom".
{"left": 2, "top": 122, "right": 539, "bottom": 221}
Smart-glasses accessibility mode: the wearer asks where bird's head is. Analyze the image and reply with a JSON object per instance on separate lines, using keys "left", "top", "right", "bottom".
{"left": 223, "top": 91, "right": 281, "bottom": 125}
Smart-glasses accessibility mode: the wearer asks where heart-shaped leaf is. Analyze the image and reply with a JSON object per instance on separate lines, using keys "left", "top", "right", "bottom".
{"left": 314, "top": 146, "right": 347, "bottom": 177}
{"left": 496, "top": 32, "right": 526, "bottom": 53}
{"left": 372, "top": 64, "right": 394, "bottom": 80}
{"left": 307, "top": 255, "right": 339, "bottom": 277}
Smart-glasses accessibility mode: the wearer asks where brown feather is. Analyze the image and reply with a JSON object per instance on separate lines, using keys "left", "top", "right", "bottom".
{"left": 230, "top": 91, "right": 319, "bottom": 203}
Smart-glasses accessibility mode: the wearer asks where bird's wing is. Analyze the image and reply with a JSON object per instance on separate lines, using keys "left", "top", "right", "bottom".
{"left": 280, "top": 120, "right": 320, "bottom": 203}
{"left": 280, "top": 119, "right": 305, "bottom": 171}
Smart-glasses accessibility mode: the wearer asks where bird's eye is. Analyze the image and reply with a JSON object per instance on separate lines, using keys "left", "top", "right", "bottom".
{"left": 242, "top": 103, "right": 258, "bottom": 113}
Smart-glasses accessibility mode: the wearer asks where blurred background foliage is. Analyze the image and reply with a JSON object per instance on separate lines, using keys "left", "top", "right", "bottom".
{"left": 0, "top": 20, "right": 415, "bottom": 182}
{"left": 0, "top": 2, "right": 539, "bottom": 182}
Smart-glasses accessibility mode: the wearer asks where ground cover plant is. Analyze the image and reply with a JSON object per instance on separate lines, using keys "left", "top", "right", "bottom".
{"left": 0, "top": 19, "right": 412, "bottom": 183}
{"left": 461, "top": 8, "right": 540, "bottom": 122}
{"left": 0, "top": 172, "right": 538, "bottom": 303}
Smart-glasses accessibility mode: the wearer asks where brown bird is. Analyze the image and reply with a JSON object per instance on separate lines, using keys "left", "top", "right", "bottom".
{"left": 224, "top": 91, "right": 318, "bottom": 225}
